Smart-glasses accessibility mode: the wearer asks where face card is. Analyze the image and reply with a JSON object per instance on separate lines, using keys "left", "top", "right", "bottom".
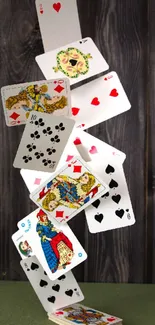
{"left": 18, "top": 208, "right": 87, "bottom": 281}
{"left": 13, "top": 111, "right": 75, "bottom": 172}
{"left": 85, "top": 157, "right": 135, "bottom": 233}
{"left": 21, "top": 256, "right": 84, "bottom": 313}
{"left": 49, "top": 304, "right": 122, "bottom": 325}
{"left": 30, "top": 157, "right": 109, "bottom": 224}
{"left": 1, "top": 78, "right": 71, "bottom": 127}
{"left": 36, "top": 0, "right": 82, "bottom": 52}
{"left": 35, "top": 37, "right": 109, "bottom": 86}
{"left": 71, "top": 72, "right": 131, "bottom": 129}
{"left": 12, "top": 230, "right": 33, "bottom": 259}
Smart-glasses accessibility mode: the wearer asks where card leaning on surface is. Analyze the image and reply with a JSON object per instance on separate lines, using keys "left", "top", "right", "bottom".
{"left": 1, "top": 78, "right": 71, "bottom": 127}
{"left": 36, "top": 0, "right": 82, "bottom": 52}
{"left": 21, "top": 256, "right": 84, "bottom": 312}
{"left": 30, "top": 156, "right": 109, "bottom": 224}
{"left": 13, "top": 111, "right": 75, "bottom": 172}
{"left": 48, "top": 304, "right": 123, "bottom": 325}
{"left": 18, "top": 208, "right": 87, "bottom": 280}
{"left": 71, "top": 72, "right": 131, "bottom": 129}
{"left": 35, "top": 37, "right": 109, "bottom": 86}
{"left": 85, "top": 157, "right": 135, "bottom": 233}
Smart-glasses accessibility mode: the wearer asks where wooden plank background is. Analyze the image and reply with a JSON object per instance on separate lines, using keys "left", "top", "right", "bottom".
{"left": 0, "top": 0, "right": 153, "bottom": 282}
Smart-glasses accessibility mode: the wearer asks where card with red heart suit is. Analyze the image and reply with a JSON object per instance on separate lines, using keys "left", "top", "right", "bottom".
{"left": 30, "top": 156, "right": 109, "bottom": 224}
{"left": 85, "top": 156, "right": 135, "bottom": 233}
{"left": 48, "top": 304, "right": 123, "bottom": 325}
{"left": 71, "top": 71, "right": 131, "bottom": 130}
{"left": 35, "top": 0, "right": 82, "bottom": 52}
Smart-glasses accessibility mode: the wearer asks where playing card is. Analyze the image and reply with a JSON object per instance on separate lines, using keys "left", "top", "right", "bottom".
{"left": 71, "top": 72, "right": 131, "bottom": 129}
{"left": 85, "top": 157, "right": 135, "bottom": 233}
{"left": 36, "top": 0, "right": 82, "bottom": 52}
{"left": 12, "top": 229, "right": 33, "bottom": 259}
{"left": 30, "top": 157, "right": 109, "bottom": 224}
{"left": 1, "top": 78, "right": 71, "bottom": 127}
{"left": 13, "top": 111, "right": 75, "bottom": 172}
{"left": 35, "top": 37, "right": 109, "bottom": 86}
{"left": 18, "top": 208, "right": 87, "bottom": 281}
{"left": 48, "top": 304, "right": 122, "bottom": 325}
{"left": 73, "top": 130, "right": 126, "bottom": 164}
{"left": 21, "top": 256, "right": 84, "bottom": 313}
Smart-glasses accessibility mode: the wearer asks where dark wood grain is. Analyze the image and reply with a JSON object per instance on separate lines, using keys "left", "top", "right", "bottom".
{"left": 0, "top": 0, "right": 151, "bottom": 282}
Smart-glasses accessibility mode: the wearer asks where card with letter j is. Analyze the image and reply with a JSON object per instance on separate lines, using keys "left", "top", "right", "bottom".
{"left": 35, "top": 37, "right": 109, "bottom": 86}
{"left": 1, "top": 78, "right": 71, "bottom": 127}
{"left": 30, "top": 157, "right": 109, "bottom": 223}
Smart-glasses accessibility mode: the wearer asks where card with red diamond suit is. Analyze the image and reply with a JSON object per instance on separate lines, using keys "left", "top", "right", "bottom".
{"left": 35, "top": 37, "right": 109, "bottom": 86}
{"left": 36, "top": 0, "right": 82, "bottom": 52}
{"left": 48, "top": 304, "right": 123, "bottom": 325}
{"left": 18, "top": 208, "right": 87, "bottom": 281}
{"left": 1, "top": 78, "right": 71, "bottom": 126}
{"left": 30, "top": 156, "right": 109, "bottom": 223}
{"left": 71, "top": 71, "right": 131, "bottom": 130}
{"left": 13, "top": 111, "right": 75, "bottom": 173}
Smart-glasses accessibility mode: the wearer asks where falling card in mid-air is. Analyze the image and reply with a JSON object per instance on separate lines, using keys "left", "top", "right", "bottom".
{"left": 13, "top": 111, "right": 75, "bottom": 172}
{"left": 36, "top": 0, "right": 82, "bottom": 52}
{"left": 18, "top": 208, "right": 87, "bottom": 281}
{"left": 71, "top": 72, "right": 131, "bottom": 129}
{"left": 35, "top": 37, "right": 109, "bottom": 86}
{"left": 30, "top": 157, "right": 109, "bottom": 223}
{"left": 1, "top": 78, "right": 71, "bottom": 127}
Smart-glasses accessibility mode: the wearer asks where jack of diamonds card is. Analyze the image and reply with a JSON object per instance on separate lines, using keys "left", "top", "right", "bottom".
{"left": 30, "top": 157, "right": 109, "bottom": 223}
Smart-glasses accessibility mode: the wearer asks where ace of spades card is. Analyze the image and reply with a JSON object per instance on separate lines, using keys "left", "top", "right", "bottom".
{"left": 35, "top": 37, "right": 109, "bottom": 86}
{"left": 30, "top": 157, "right": 109, "bottom": 224}
{"left": 18, "top": 208, "right": 87, "bottom": 281}
{"left": 13, "top": 111, "right": 75, "bottom": 172}
{"left": 21, "top": 256, "right": 84, "bottom": 313}
{"left": 85, "top": 157, "right": 135, "bottom": 233}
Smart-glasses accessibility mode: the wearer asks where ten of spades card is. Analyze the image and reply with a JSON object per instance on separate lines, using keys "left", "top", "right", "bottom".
{"left": 35, "top": 37, "right": 109, "bottom": 86}
{"left": 18, "top": 208, "right": 87, "bottom": 281}
{"left": 85, "top": 157, "right": 135, "bottom": 233}
{"left": 30, "top": 157, "right": 109, "bottom": 224}
{"left": 36, "top": 0, "right": 82, "bottom": 52}
{"left": 21, "top": 256, "right": 84, "bottom": 313}
{"left": 1, "top": 78, "right": 71, "bottom": 127}
{"left": 13, "top": 111, "right": 75, "bottom": 172}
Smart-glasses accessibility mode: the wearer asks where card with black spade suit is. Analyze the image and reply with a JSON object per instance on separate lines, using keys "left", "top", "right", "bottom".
{"left": 21, "top": 256, "right": 84, "bottom": 312}
{"left": 85, "top": 156, "right": 135, "bottom": 233}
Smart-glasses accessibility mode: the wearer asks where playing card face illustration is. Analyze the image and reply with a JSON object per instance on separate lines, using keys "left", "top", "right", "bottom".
{"left": 36, "top": 0, "right": 82, "bottom": 52}
{"left": 12, "top": 229, "right": 33, "bottom": 259}
{"left": 85, "top": 157, "right": 135, "bottom": 233}
{"left": 35, "top": 37, "right": 109, "bottom": 86}
{"left": 30, "top": 157, "right": 109, "bottom": 224}
{"left": 49, "top": 304, "right": 122, "bottom": 325}
{"left": 21, "top": 256, "right": 84, "bottom": 312}
{"left": 18, "top": 208, "right": 87, "bottom": 281}
{"left": 71, "top": 72, "right": 131, "bottom": 130}
{"left": 13, "top": 111, "right": 75, "bottom": 172}
{"left": 1, "top": 79, "right": 71, "bottom": 127}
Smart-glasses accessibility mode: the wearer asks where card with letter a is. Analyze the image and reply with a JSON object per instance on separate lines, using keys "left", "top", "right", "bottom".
{"left": 48, "top": 304, "right": 123, "bottom": 325}
{"left": 36, "top": 0, "right": 82, "bottom": 52}
{"left": 1, "top": 78, "right": 71, "bottom": 127}
{"left": 30, "top": 157, "right": 109, "bottom": 223}
{"left": 35, "top": 37, "right": 109, "bottom": 86}
{"left": 18, "top": 208, "right": 87, "bottom": 281}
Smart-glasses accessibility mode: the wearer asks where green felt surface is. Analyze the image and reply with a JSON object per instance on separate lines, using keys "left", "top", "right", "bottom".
{"left": 0, "top": 282, "right": 154, "bottom": 325}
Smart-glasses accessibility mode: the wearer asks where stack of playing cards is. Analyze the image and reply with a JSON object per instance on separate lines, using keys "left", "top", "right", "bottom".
{"left": 1, "top": 0, "right": 136, "bottom": 322}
